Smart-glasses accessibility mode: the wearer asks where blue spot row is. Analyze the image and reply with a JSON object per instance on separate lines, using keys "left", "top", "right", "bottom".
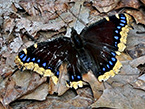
{"left": 19, "top": 52, "right": 55, "bottom": 72}
{"left": 100, "top": 57, "right": 117, "bottom": 72}
{"left": 70, "top": 74, "right": 81, "bottom": 81}
{"left": 113, "top": 14, "right": 127, "bottom": 47}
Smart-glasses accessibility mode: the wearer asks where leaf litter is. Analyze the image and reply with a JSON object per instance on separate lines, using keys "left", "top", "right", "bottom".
{"left": 0, "top": 0, "right": 145, "bottom": 108}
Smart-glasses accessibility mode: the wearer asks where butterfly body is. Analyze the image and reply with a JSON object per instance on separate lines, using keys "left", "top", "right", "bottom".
{"left": 15, "top": 13, "right": 134, "bottom": 89}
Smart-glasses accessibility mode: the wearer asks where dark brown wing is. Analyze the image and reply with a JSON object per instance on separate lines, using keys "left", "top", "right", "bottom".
{"left": 15, "top": 36, "right": 83, "bottom": 88}
{"left": 80, "top": 13, "right": 133, "bottom": 81}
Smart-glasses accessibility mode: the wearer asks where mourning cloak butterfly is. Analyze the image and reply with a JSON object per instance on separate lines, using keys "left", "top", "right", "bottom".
{"left": 15, "top": 13, "right": 134, "bottom": 89}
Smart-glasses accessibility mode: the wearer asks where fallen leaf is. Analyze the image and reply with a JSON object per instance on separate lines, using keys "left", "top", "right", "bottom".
{"left": 131, "top": 74, "right": 145, "bottom": 90}
{"left": 20, "top": 83, "right": 49, "bottom": 101}
{"left": 92, "top": 0, "right": 120, "bottom": 13}
{"left": 9, "top": 37, "right": 23, "bottom": 53}
{"left": 1, "top": 70, "right": 46, "bottom": 106}
{"left": 117, "top": 0, "right": 141, "bottom": 9}
{"left": 91, "top": 85, "right": 145, "bottom": 109}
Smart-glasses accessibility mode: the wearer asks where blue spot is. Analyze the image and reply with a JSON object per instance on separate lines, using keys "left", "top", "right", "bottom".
{"left": 37, "top": 59, "right": 40, "bottom": 63}
{"left": 77, "top": 75, "right": 81, "bottom": 80}
{"left": 115, "top": 42, "right": 118, "bottom": 47}
{"left": 20, "top": 54, "right": 25, "bottom": 59}
{"left": 120, "top": 14, "right": 125, "bottom": 17}
{"left": 111, "top": 57, "right": 116, "bottom": 62}
{"left": 114, "top": 36, "right": 119, "bottom": 40}
{"left": 31, "top": 57, "right": 35, "bottom": 62}
{"left": 106, "top": 64, "right": 110, "bottom": 69}
{"left": 22, "top": 56, "right": 27, "bottom": 62}
{"left": 117, "top": 26, "right": 121, "bottom": 29}
{"left": 120, "top": 23, "right": 125, "bottom": 27}
{"left": 115, "top": 30, "right": 119, "bottom": 34}
{"left": 71, "top": 75, "right": 75, "bottom": 80}
{"left": 111, "top": 52, "right": 116, "bottom": 56}
{"left": 109, "top": 61, "right": 113, "bottom": 66}
{"left": 102, "top": 67, "right": 106, "bottom": 71}
{"left": 26, "top": 57, "right": 31, "bottom": 62}
{"left": 120, "top": 16, "right": 126, "bottom": 20}
{"left": 120, "top": 14, "right": 123, "bottom": 16}
{"left": 56, "top": 71, "right": 59, "bottom": 76}
{"left": 48, "top": 66, "right": 52, "bottom": 70}
{"left": 98, "top": 72, "right": 102, "bottom": 75}
{"left": 42, "top": 62, "right": 46, "bottom": 67}
{"left": 121, "top": 20, "right": 126, "bottom": 23}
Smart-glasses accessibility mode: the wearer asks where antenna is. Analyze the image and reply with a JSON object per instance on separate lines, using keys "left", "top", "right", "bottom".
{"left": 68, "top": 4, "right": 87, "bottom": 27}
{"left": 54, "top": 11, "right": 71, "bottom": 29}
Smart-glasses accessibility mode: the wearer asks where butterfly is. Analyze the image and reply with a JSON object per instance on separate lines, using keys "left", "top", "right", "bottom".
{"left": 15, "top": 13, "right": 133, "bottom": 89}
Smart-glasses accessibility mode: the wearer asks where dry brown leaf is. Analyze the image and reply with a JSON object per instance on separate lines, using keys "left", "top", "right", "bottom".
{"left": 1, "top": 71, "right": 46, "bottom": 106}
{"left": 91, "top": 85, "right": 145, "bottom": 109}
{"left": 131, "top": 74, "right": 145, "bottom": 90}
{"left": 9, "top": 37, "right": 23, "bottom": 53}
{"left": 109, "top": 62, "right": 140, "bottom": 86}
{"left": 15, "top": 0, "right": 69, "bottom": 22}
{"left": 14, "top": 16, "right": 67, "bottom": 37}
{"left": 0, "top": 57, "right": 13, "bottom": 78}
{"left": 51, "top": 63, "right": 69, "bottom": 96}
{"left": 126, "top": 10, "right": 145, "bottom": 24}
{"left": 129, "top": 55, "right": 145, "bottom": 68}
{"left": 3, "top": 14, "right": 15, "bottom": 34}
{"left": 18, "top": 94, "right": 93, "bottom": 108}
{"left": 92, "top": 0, "right": 120, "bottom": 13}
{"left": 83, "top": 71, "right": 104, "bottom": 100}
{"left": 117, "top": 0, "right": 141, "bottom": 9}
{"left": 127, "top": 23, "right": 145, "bottom": 58}
{"left": 20, "top": 83, "right": 49, "bottom": 101}
{"left": 76, "top": 87, "right": 93, "bottom": 100}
